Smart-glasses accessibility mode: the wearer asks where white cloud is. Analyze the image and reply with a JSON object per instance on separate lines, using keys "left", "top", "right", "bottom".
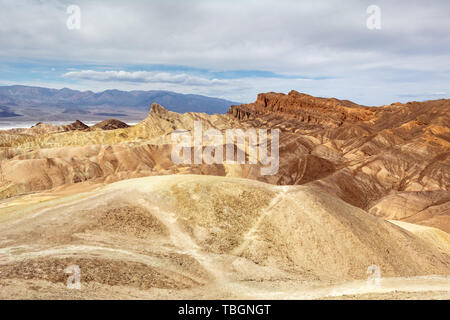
{"left": 63, "top": 70, "right": 229, "bottom": 86}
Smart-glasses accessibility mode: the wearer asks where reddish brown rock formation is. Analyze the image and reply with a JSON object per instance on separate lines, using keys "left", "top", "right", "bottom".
{"left": 228, "top": 90, "right": 376, "bottom": 127}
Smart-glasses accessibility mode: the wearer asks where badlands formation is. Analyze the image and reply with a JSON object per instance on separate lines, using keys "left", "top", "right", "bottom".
{"left": 0, "top": 91, "right": 449, "bottom": 299}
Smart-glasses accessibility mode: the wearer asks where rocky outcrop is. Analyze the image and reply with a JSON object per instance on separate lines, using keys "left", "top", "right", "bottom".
{"left": 228, "top": 90, "right": 376, "bottom": 127}
{"left": 91, "top": 119, "right": 130, "bottom": 130}
{"left": 32, "top": 120, "right": 89, "bottom": 132}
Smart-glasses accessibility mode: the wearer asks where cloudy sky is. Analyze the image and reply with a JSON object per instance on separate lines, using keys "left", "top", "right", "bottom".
{"left": 0, "top": 0, "right": 449, "bottom": 105}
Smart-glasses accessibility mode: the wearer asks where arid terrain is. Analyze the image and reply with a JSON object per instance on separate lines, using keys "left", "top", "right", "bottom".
{"left": 0, "top": 91, "right": 449, "bottom": 299}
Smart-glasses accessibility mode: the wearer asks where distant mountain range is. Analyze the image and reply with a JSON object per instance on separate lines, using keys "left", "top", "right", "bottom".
{"left": 0, "top": 85, "right": 239, "bottom": 121}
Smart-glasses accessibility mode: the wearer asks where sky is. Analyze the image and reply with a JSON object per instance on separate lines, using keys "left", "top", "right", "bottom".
{"left": 0, "top": 0, "right": 449, "bottom": 105}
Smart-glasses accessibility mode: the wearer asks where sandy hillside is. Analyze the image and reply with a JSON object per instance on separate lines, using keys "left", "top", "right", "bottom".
{"left": 0, "top": 175, "right": 449, "bottom": 299}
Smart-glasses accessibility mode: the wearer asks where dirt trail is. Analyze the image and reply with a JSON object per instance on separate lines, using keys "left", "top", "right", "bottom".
{"left": 232, "top": 186, "right": 289, "bottom": 256}
{"left": 137, "top": 198, "right": 228, "bottom": 283}
{"left": 270, "top": 276, "right": 450, "bottom": 300}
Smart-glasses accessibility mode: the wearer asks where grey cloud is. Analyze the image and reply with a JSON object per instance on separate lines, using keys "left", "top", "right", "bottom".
{"left": 1, "top": 0, "right": 448, "bottom": 72}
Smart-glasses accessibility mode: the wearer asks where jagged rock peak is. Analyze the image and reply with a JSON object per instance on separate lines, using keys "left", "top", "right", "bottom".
{"left": 149, "top": 102, "right": 170, "bottom": 116}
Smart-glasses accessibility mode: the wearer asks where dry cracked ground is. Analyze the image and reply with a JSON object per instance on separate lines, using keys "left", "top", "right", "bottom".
{"left": 0, "top": 91, "right": 449, "bottom": 299}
